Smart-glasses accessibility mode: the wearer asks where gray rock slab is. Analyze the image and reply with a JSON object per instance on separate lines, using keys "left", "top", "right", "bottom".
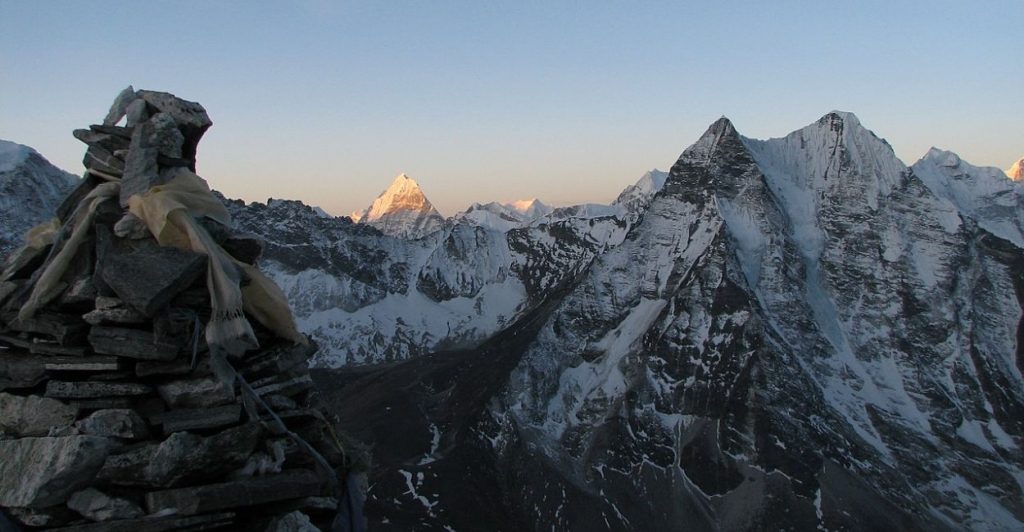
{"left": 75, "top": 409, "right": 149, "bottom": 439}
{"left": 43, "top": 355, "right": 121, "bottom": 371}
{"left": 67, "top": 487, "right": 144, "bottom": 522}
{"left": 82, "top": 307, "right": 146, "bottom": 326}
{"left": 145, "top": 469, "right": 322, "bottom": 516}
{"left": 88, "top": 326, "right": 181, "bottom": 361}
{"left": 157, "top": 403, "right": 241, "bottom": 433}
{"left": 0, "top": 351, "right": 46, "bottom": 390}
{"left": 6, "top": 505, "right": 79, "bottom": 528}
{"left": 67, "top": 397, "right": 136, "bottom": 411}
{"left": 158, "top": 376, "right": 234, "bottom": 408}
{"left": 103, "top": 86, "right": 136, "bottom": 126}
{"left": 47, "top": 511, "right": 235, "bottom": 531}
{"left": 99, "top": 243, "right": 206, "bottom": 317}
{"left": 46, "top": 380, "right": 151, "bottom": 399}
{"left": 6, "top": 312, "right": 88, "bottom": 345}
{"left": 118, "top": 136, "right": 160, "bottom": 206}
{"left": 0, "top": 436, "right": 111, "bottom": 508}
{"left": 0, "top": 392, "right": 77, "bottom": 437}
{"left": 266, "top": 510, "right": 319, "bottom": 532}
{"left": 29, "top": 342, "right": 90, "bottom": 356}
{"left": 99, "top": 422, "right": 260, "bottom": 488}
{"left": 135, "top": 358, "right": 194, "bottom": 378}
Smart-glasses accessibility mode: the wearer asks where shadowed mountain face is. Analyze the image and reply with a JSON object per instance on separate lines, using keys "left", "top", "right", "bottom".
{"left": 0, "top": 140, "right": 78, "bottom": 258}
{"left": 315, "top": 113, "right": 1024, "bottom": 531}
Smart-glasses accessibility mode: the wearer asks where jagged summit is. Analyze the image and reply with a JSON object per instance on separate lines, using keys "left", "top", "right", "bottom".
{"left": 351, "top": 173, "right": 444, "bottom": 239}
{"left": 1008, "top": 157, "right": 1024, "bottom": 181}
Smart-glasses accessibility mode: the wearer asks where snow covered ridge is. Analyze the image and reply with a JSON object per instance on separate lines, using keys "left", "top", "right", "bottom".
{"left": 0, "top": 139, "right": 78, "bottom": 258}
{"left": 222, "top": 193, "right": 631, "bottom": 366}
{"left": 490, "top": 111, "right": 1024, "bottom": 530}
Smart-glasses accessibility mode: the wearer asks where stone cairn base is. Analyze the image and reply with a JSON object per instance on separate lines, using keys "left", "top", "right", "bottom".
{"left": 0, "top": 88, "right": 358, "bottom": 531}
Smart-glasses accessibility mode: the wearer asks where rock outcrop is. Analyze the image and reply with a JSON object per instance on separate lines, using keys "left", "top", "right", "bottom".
{"left": 0, "top": 89, "right": 362, "bottom": 530}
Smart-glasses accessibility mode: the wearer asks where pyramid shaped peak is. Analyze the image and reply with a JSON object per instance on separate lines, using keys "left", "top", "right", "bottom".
{"left": 1007, "top": 157, "right": 1024, "bottom": 181}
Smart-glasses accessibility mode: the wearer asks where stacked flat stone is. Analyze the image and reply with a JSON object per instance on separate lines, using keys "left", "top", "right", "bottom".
{"left": 0, "top": 89, "right": 347, "bottom": 530}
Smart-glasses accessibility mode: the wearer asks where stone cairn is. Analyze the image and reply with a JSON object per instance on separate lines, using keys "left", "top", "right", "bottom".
{"left": 0, "top": 88, "right": 362, "bottom": 530}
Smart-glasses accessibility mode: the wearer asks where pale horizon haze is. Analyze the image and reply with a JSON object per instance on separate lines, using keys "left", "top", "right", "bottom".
{"left": 1, "top": 1, "right": 1020, "bottom": 216}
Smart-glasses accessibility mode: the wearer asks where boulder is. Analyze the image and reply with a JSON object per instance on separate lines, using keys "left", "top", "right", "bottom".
{"left": 67, "top": 487, "right": 144, "bottom": 522}
{"left": 75, "top": 409, "right": 149, "bottom": 439}
{"left": 99, "top": 423, "right": 261, "bottom": 488}
{"left": 0, "top": 392, "right": 77, "bottom": 437}
{"left": 157, "top": 376, "right": 234, "bottom": 408}
{"left": 266, "top": 510, "right": 320, "bottom": 532}
{"left": 0, "top": 435, "right": 111, "bottom": 508}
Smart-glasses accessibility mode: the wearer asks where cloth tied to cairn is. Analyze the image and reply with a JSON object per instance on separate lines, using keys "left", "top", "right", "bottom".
{"left": 16, "top": 167, "right": 304, "bottom": 357}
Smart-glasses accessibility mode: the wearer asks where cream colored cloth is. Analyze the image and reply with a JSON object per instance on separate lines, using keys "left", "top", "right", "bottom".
{"left": 18, "top": 182, "right": 121, "bottom": 320}
{"left": 128, "top": 168, "right": 305, "bottom": 354}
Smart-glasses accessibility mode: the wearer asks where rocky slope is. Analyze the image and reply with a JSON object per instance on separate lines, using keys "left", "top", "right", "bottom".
{"left": 0, "top": 140, "right": 78, "bottom": 258}
{"left": 350, "top": 173, "right": 445, "bottom": 239}
{"left": 315, "top": 112, "right": 1024, "bottom": 531}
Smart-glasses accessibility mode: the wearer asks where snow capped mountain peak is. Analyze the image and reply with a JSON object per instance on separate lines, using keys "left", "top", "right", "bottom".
{"left": 359, "top": 173, "right": 434, "bottom": 221}
{"left": 913, "top": 147, "right": 1024, "bottom": 246}
{"left": 0, "top": 139, "right": 38, "bottom": 174}
{"left": 0, "top": 139, "right": 78, "bottom": 257}
{"left": 1008, "top": 157, "right": 1024, "bottom": 181}
{"left": 352, "top": 173, "right": 445, "bottom": 239}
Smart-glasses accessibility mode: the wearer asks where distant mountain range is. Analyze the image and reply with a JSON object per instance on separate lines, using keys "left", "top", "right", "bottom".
{"left": 1, "top": 115, "right": 1022, "bottom": 530}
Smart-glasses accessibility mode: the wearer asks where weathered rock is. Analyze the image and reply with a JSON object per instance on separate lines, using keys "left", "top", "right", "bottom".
{"left": 43, "top": 355, "right": 121, "bottom": 372}
{"left": 112, "top": 213, "right": 150, "bottom": 240}
{"left": 265, "top": 510, "right": 319, "bottom": 532}
{"left": 135, "top": 358, "right": 194, "bottom": 378}
{"left": 146, "top": 113, "right": 185, "bottom": 159}
{"left": 6, "top": 504, "right": 79, "bottom": 527}
{"left": 103, "top": 86, "right": 137, "bottom": 126}
{"left": 6, "top": 311, "right": 87, "bottom": 345}
{"left": 83, "top": 144, "right": 125, "bottom": 176}
{"left": 158, "top": 376, "right": 234, "bottom": 408}
{"left": 135, "top": 90, "right": 211, "bottom": 166}
{"left": 59, "top": 276, "right": 99, "bottom": 308}
{"left": 67, "top": 397, "right": 136, "bottom": 411}
{"left": 157, "top": 403, "right": 241, "bottom": 433}
{"left": 83, "top": 307, "right": 146, "bottom": 326}
{"left": 88, "top": 326, "right": 181, "bottom": 361}
{"left": 99, "top": 242, "right": 206, "bottom": 317}
{"left": 99, "top": 423, "right": 261, "bottom": 488}
{"left": 145, "top": 469, "right": 322, "bottom": 516}
{"left": 67, "top": 488, "right": 144, "bottom": 522}
{"left": 119, "top": 134, "right": 159, "bottom": 207}
{"left": 75, "top": 409, "right": 149, "bottom": 439}
{"left": 73, "top": 128, "right": 131, "bottom": 153}
{"left": 253, "top": 374, "right": 313, "bottom": 399}
{"left": 124, "top": 98, "right": 149, "bottom": 128}
{"left": 47, "top": 511, "right": 236, "bottom": 531}
{"left": 45, "top": 380, "right": 151, "bottom": 399}
{"left": 94, "top": 296, "right": 123, "bottom": 310}
{"left": 0, "top": 436, "right": 111, "bottom": 508}
{"left": 0, "top": 392, "right": 77, "bottom": 437}
{"left": 29, "top": 341, "right": 90, "bottom": 356}
{"left": 0, "top": 351, "right": 46, "bottom": 390}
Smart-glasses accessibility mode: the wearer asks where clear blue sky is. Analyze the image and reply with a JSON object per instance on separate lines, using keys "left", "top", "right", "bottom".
{"left": 1, "top": 1, "right": 1020, "bottom": 216}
